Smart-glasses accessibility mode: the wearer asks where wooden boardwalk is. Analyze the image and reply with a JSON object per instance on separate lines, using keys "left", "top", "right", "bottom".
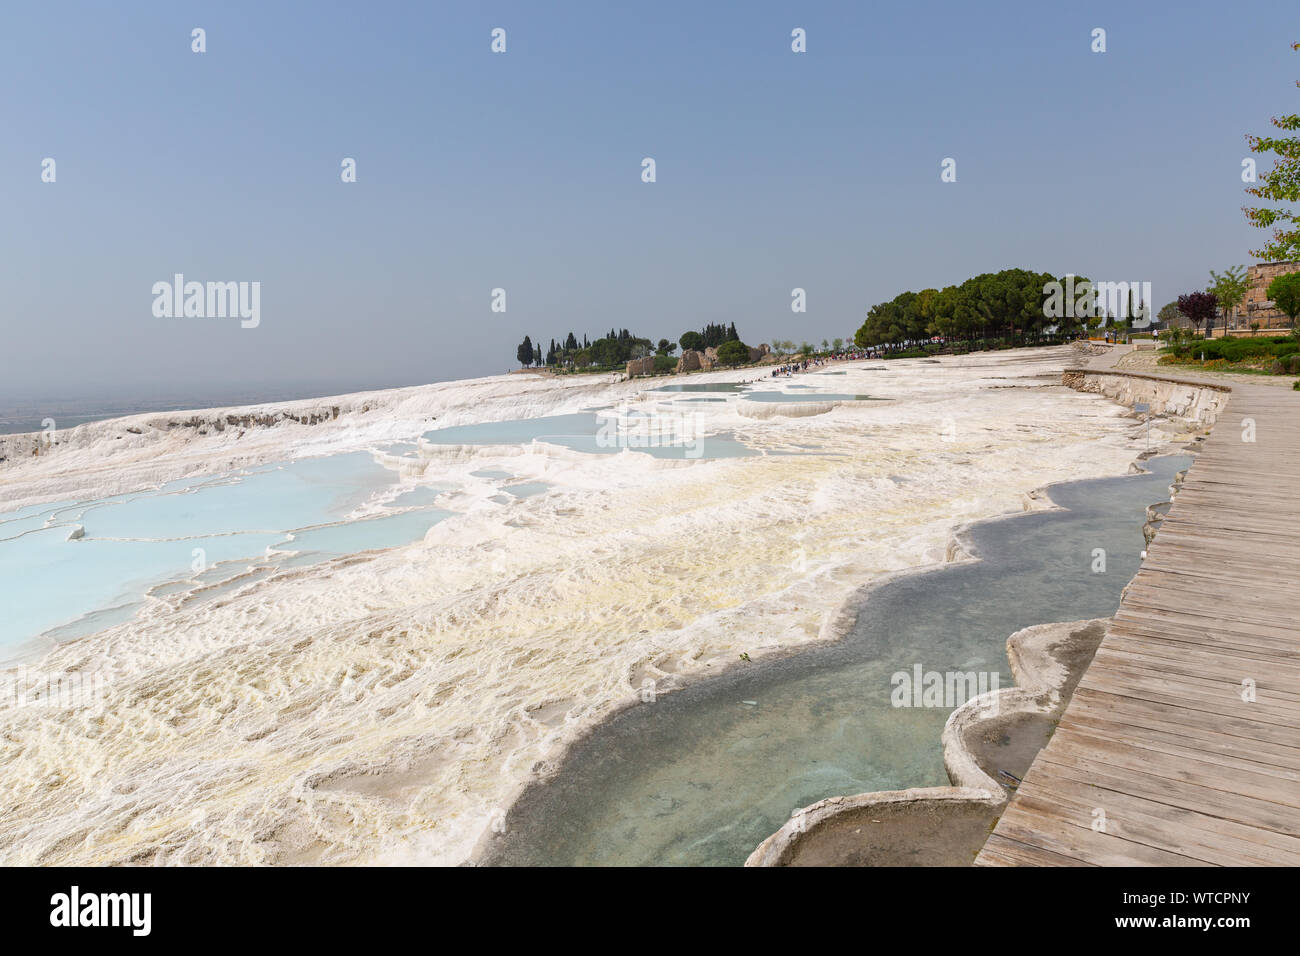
{"left": 978, "top": 370, "right": 1300, "bottom": 866}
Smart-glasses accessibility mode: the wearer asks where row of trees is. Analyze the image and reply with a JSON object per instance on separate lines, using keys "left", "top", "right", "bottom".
{"left": 771, "top": 338, "right": 845, "bottom": 355}
{"left": 517, "top": 329, "right": 654, "bottom": 369}
{"left": 853, "top": 268, "right": 1097, "bottom": 350}
{"left": 516, "top": 323, "right": 752, "bottom": 369}
{"left": 679, "top": 322, "right": 739, "bottom": 352}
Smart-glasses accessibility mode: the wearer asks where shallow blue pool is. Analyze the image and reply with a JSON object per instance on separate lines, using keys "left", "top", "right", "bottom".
{"left": 0, "top": 452, "right": 450, "bottom": 658}
{"left": 421, "top": 413, "right": 755, "bottom": 459}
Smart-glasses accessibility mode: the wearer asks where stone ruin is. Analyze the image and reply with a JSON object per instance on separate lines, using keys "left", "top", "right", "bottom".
{"left": 625, "top": 356, "right": 658, "bottom": 377}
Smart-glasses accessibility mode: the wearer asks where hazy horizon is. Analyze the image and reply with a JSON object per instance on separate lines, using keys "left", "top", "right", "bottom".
{"left": 5, "top": 0, "right": 1295, "bottom": 399}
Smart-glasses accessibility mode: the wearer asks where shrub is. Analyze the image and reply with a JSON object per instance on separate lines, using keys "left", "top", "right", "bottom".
{"left": 1162, "top": 327, "right": 1190, "bottom": 349}
{"left": 715, "top": 340, "right": 751, "bottom": 366}
{"left": 1266, "top": 272, "right": 1300, "bottom": 326}
{"left": 1169, "top": 337, "right": 1295, "bottom": 364}
{"left": 883, "top": 347, "right": 929, "bottom": 359}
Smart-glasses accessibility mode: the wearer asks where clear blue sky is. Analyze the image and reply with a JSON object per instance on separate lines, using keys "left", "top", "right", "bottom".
{"left": 3, "top": 1, "right": 1296, "bottom": 398}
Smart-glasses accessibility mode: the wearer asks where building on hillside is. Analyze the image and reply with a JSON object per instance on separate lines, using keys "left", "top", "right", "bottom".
{"left": 1229, "top": 260, "right": 1300, "bottom": 334}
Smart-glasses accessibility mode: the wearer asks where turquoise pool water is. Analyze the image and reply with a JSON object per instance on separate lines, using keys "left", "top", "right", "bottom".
{"left": 421, "top": 413, "right": 755, "bottom": 459}
{"left": 486, "top": 455, "right": 1192, "bottom": 866}
{"left": 743, "top": 392, "right": 878, "bottom": 403}
{"left": 652, "top": 383, "right": 748, "bottom": 393}
{"left": 390, "top": 486, "right": 448, "bottom": 508}
{"left": 0, "top": 452, "right": 450, "bottom": 657}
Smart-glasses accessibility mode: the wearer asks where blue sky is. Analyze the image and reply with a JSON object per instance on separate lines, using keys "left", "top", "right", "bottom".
{"left": 3, "top": 1, "right": 1296, "bottom": 398}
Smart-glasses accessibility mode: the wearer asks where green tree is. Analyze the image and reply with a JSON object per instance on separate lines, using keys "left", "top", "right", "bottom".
{"left": 926, "top": 285, "right": 961, "bottom": 342}
{"left": 1209, "top": 265, "right": 1249, "bottom": 332}
{"left": 860, "top": 268, "right": 1084, "bottom": 348}
{"left": 1267, "top": 270, "right": 1300, "bottom": 325}
{"left": 911, "top": 287, "right": 940, "bottom": 340}
{"left": 516, "top": 335, "right": 533, "bottom": 367}
{"left": 832, "top": 337, "right": 844, "bottom": 351}
{"left": 1245, "top": 42, "right": 1300, "bottom": 261}
{"left": 716, "top": 340, "right": 750, "bottom": 366}
{"left": 1044, "top": 274, "right": 1094, "bottom": 339}
{"left": 1121, "top": 287, "right": 1150, "bottom": 337}
{"left": 656, "top": 338, "right": 676, "bottom": 355}
{"left": 679, "top": 330, "right": 704, "bottom": 352}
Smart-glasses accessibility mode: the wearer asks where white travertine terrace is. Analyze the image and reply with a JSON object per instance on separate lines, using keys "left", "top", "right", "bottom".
{"left": 0, "top": 347, "right": 1200, "bottom": 865}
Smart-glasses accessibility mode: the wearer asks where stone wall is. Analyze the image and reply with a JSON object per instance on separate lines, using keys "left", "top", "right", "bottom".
{"left": 675, "top": 349, "right": 715, "bottom": 372}
{"left": 1240, "top": 260, "right": 1300, "bottom": 330}
{"left": 624, "top": 356, "right": 657, "bottom": 378}
{"left": 1061, "top": 369, "right": 1229, "bottom": 425}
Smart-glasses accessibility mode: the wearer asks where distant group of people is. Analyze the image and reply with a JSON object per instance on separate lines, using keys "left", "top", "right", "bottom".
{"left": 770, "top": 351, "right": 875, "bottom": 377}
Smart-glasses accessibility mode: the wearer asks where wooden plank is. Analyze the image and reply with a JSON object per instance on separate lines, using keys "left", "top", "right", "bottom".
{"left": 990, "top": 800, "right": 1212, "bottom": 866}
{"left": 1065, "top": 691, "right": 1300, "bottom": 770}
{"left": 1013, "top": 775, "right": 1300, "bottom": 865}
{"left": 978, "top": 376, "right": 1300, "bottom": 867}
{"left": 976, "top": 832, "right": 1093, "bottom": 867}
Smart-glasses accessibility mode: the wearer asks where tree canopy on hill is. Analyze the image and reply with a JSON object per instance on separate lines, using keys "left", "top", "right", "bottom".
{"left": 853, "top": 268, "right": 1093, "bottom": 349}
{"left": 520, "top": 321, "right": 747, "bottom": 371}
{"left": 716, "top": 340, "right": 750, "bottom": 366}
{"left": 528, "top": 328, "right": 653, "bottom": 369}
{"left": 516, "top": 335, "right": 534, "bottom": 367}
{"left": 679, "top": 322, "right": 739, "bottom": 352}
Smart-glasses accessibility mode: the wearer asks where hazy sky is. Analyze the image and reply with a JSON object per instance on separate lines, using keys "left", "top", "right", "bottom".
{"left": 4, "top": 1, "right": 1296, "bottom": 399}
